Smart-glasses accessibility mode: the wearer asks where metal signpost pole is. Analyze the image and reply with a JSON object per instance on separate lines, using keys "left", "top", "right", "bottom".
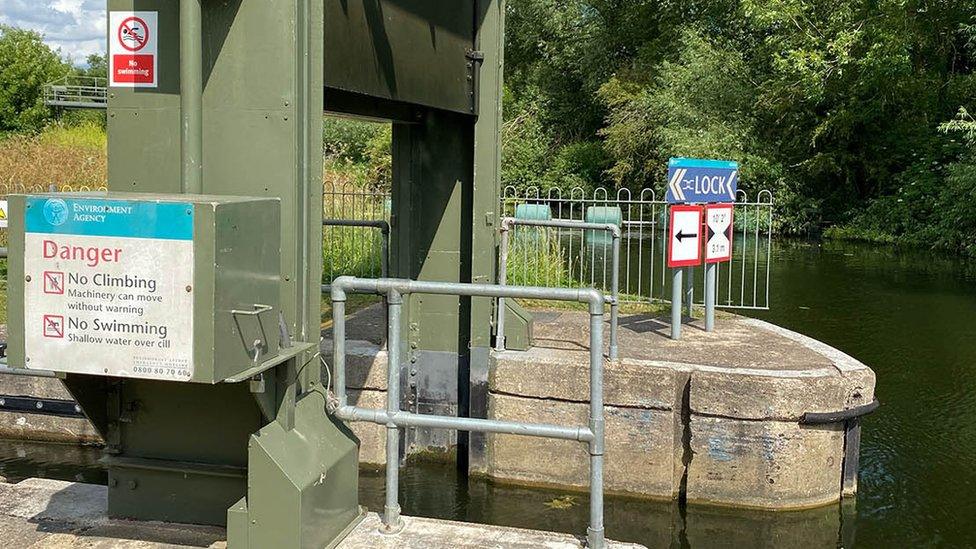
{"left": 705, "top": 262, "right": 716, "bottom": 331}
{"left": 703, "top": 202, "right": 734, "bottom": 332}
{"left": 685, "top": 266, "right": 694, "bottom": 317}
{"left": 671, "top": 268, "right": 683, "bottom": 340}
{"left": 668, "top": 205, "right": 704, "bottom": 340}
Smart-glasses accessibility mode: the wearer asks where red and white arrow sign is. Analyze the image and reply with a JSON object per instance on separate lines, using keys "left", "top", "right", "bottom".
{"left": 668, "top": 205, "right": 703, "bottom": 268}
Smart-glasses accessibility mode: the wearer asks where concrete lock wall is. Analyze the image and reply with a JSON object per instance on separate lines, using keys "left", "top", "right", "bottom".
{"left": 0, "top": 374, "right": 100, "bottom": 445}
{"left": 481, "top": 317, "right": 875, "bottom": 509}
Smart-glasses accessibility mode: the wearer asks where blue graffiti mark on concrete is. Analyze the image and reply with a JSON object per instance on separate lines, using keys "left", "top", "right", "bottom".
{"left": 708, "top": 437, "right": 736, "bottom": 462}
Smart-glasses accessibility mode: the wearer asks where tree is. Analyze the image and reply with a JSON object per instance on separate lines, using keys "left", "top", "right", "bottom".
{"left": 0, "top": 25, "right": 71, "bottom": 133}
{"left": 82, "top": 53, "right": 108, "bottom": 79}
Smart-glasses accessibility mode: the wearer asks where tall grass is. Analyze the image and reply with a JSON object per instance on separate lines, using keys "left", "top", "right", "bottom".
{"left": 0, "top": 123, "right": 106, "bottom": 191}
{"left": 507, "top": 229, "right": 577, "bottom": 288}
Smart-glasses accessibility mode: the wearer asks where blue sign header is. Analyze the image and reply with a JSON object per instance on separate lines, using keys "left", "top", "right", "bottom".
{"left": 25, "top": 197, "right": 193, "bottom": 240}
{"left": 666, "top": 157, "right": 739, "bottom": 204}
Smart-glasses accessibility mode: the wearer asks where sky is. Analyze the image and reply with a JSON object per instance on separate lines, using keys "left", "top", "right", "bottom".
{"left": 0, "top": 0, "right": 106, "bottom": 65}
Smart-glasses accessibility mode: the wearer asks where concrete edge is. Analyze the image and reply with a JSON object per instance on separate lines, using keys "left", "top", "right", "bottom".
{"left": 621, "top": 358, "right": 839, "bottom": 379}
{"left": 736, "top": 318, "right": 871, "bottom": 374}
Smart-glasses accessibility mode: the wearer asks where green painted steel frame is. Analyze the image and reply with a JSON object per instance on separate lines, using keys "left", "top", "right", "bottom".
{"left": 11, "top": 0, "right": 508, "bottom": 545}
{"left": 98, "top": 0, "right": 363, "bottom": 545}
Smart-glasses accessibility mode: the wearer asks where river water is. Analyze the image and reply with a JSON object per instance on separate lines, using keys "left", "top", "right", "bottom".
{"left": 1, "top": 239, "right": 973, "bottom": 547}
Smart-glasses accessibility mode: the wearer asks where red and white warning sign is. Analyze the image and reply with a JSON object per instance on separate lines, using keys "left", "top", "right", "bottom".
{"left": 668, "top": 205, "right": 703, "bottom": 268}
{"left": 109, "top": 11, "right": 157, "bottom": 88}
{"left": 705, "top": 204, "right": 734, "bottom": 263}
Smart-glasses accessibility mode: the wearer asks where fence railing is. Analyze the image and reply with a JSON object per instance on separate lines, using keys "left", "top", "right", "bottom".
{"left": 323, "top": 183, "right": 391, "bottom": 283}
{"left": 498, "top": 217, "right": 620, "bottom": 359}
{"left": 500, "top": 186, "right": 773, "bottom": 310}
{"left": 2, "top": 184, "right": 771, "bottom": 311}
{"left": 42, "top": 76, "right": 108, "bottom": 109}
{"left": 320, "top": 184, "right": 772, "bottom": 309}
{"left": 329, "top": 277, "right": 607, "bottom": 548}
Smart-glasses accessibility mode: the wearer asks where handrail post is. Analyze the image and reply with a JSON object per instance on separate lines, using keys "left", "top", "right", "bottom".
{"left": 382, "top": 288, "right": 404, "bottom": 533}
{"left": 497, "top": 218, "right": 619, "bottom": 360}
{"left": 330, "top": 283, "right": 348, "bottom": 408}
{"left": 587, "top": 297, "right": 606, "bottom": 549}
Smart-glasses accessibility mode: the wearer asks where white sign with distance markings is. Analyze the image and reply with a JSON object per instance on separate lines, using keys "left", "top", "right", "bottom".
{"left": 705, "top": 203, "right": 734, "bottom": 263}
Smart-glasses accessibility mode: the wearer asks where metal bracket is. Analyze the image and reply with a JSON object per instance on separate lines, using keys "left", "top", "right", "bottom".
{"left": 230, "top": 304, "right": 273, "bottom": 317}
{"left": 465, "top": 49, "right": 485, "bottom": 114}
{"left": 0, "top": 395, "right": 84, "bottom": 418}
{"left": 221, "top": 342, "right": 317, "bottom": 383}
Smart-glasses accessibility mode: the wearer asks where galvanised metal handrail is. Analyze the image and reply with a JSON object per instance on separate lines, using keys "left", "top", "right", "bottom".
{"left": 329, "top": 277, "right": 607, "bottom": 549}
{"left": 42, "top": 75, "right": 108, "bottom": 109}
{"left": 497, "top": 217, "right": 621, "bottom": 360}
{"left": 320, "top": 218, "right": 390, "bottom": 293}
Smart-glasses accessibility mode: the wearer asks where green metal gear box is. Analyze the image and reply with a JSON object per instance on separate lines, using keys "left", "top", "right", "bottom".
{"left": 6, "top": 192, "right": 282, "bottom": 384}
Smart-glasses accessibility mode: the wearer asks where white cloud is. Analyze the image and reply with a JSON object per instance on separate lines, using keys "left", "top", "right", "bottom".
{"left": 0, "top": 0, "right": 106, "bottom": 65}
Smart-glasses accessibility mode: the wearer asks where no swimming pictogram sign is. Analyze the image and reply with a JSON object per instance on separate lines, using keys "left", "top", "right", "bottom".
{"left": 109, "top": 12, "right": 157, "bottom": 88}
{"left": 118, "top": 16, "right": 150, "bottom": 52}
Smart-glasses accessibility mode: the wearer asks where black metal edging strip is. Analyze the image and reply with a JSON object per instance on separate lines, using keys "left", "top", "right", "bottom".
{"left": 0, "top": 395, "right": 85, "bottom": 418}
{"left": 800, "top": 398, "right": 880, "bottom": 425}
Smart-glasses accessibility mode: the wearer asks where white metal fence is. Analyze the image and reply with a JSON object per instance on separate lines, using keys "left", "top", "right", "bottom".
{"left": 499, "top": 186, "right": 773, "bottom": 310}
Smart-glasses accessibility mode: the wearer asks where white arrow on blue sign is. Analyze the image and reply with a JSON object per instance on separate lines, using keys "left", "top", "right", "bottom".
{"left": 666, "top": 158, "right": 739, "bottom": 204}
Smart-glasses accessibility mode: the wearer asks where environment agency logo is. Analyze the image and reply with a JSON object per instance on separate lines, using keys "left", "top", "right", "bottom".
{"left": 43, "top": 198, "right": 68, "bottom": 226}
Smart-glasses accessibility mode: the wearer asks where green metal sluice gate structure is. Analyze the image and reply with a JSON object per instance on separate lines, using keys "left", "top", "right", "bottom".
{"left": 0, "top": 1, "right": 614, "bottom": 548}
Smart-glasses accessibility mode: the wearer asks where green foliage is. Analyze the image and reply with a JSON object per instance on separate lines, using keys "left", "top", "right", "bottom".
{"left": 82, "top": 54, "right": 107, "bottom": 79}
{"left": 501, "top": 91, "right": 610, "bottom": 193}
{"left": 322, "top": 228, "right": 385, "bottom": 281}
{"left": 504, "top": 0, "right": 976, "bottom": 253}
{"left": 0, "top": 26, "right": 71, "bottom": 133}
{"left": 323, "top": 116, "right": 392, "bottom": 191}
{"left": 830, "top": 105, "right": 976, "bottom": 254}
{"left": 598, "top": 29, "right": 775, "bottom": 191}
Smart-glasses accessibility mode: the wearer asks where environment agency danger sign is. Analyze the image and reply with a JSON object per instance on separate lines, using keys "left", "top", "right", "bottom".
{"left": 23, "top": 197, "right": 194, "bottom": 381}
{"left": 109, "top": 11, "right": 157, "bottom": 87}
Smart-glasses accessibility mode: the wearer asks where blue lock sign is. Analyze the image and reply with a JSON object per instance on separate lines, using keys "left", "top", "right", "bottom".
{"left": 666, "top": 158, "right": 738, "bottom": 204}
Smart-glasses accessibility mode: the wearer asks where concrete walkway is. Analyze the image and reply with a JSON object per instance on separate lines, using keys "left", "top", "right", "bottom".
{"left": 0, "top": 478, "right": 644, "bottom": 549}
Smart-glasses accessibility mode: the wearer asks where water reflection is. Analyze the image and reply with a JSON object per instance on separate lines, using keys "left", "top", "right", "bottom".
{"left": 361, "top": 460, "right": 856, "bottom": 548}
{"left": 0, "top": 440, "right": 854, "bottom": 547}
{"left": 0, "top": 439, "right": 105, "bottom": 485}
